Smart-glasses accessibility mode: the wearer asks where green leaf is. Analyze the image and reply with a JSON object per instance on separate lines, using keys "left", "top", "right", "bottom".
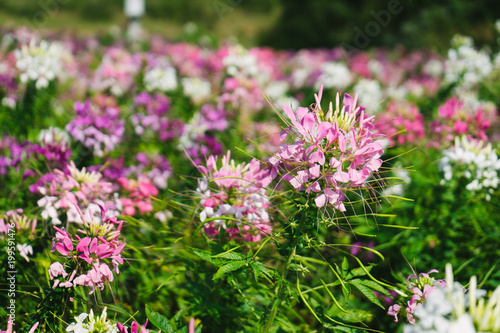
{"left": 342, "top": 282, "right": 351, "bottom": 302}
{"left": 342, "top": 257, "right": 349, "bottom": 279}
{"left": 189, "top": 247, "right": 224, "bottom": 267}
{"left": 146, "top": 305, "right": 174, "bottom": 333}
{"left": 353, "top": 279, "right": 390, "bottom": 296}
{"left": 247, "top": 248, "right": 253, "bottom": 260}
{"left": 349, "top": 281, "right": 384, "bottom": 309}
{"left": 346, "top": 266, "right": 370, "bottom": 280}
{"left": 212, "top": 251, "right": 245, "bottom": 260}
{"left": 251, "top": 262, "right": 261, "bottom": 282}
{"left": 250, "top": 261, "right": 275, "bottom": 282}
{"left": 213, "top": 260, "right": 247, "bottom": 280}
{"left": 336, "top": 309, "right": 373, "bottom": 323}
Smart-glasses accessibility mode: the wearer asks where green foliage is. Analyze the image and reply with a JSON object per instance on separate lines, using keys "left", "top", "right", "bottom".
{"left": 262, "top": 0, "right": 499, "bottom": 50}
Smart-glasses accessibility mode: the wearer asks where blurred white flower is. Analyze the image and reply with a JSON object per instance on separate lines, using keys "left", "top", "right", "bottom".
{"left": 181, "top": 77, "right": 211, "bottom": 104}
{"left": 144, "top": 66, "right": 178, "bottom": 92}
{"left": 353, "top": 78, "right": 383, "bottom": 113}
{"left": 439, "top": 136, "right": 500, "bottom": 199}
{"left": 223, "top": 44, "right": 259, "bottom": 77}
{"left": 14, "top": 39, "right": 68, "bottom": 89}
{"left": 316, "top": 61, "right": 353, "bottom": 90}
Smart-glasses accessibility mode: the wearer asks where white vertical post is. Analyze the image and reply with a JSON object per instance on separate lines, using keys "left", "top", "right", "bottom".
{"left": 124, "top": 0, "right": 145, "bottom": 41}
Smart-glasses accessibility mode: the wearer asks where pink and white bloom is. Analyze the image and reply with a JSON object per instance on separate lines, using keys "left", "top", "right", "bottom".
{"left": 269, "top": 86, "right": 385, "bottom": 214}
{"left": 196, "top": 151, "right": 274, "bottom": 241}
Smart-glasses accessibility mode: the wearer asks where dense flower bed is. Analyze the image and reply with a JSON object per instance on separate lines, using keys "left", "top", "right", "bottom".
{"left": 1, "top": 25, "right": 500, "bottom": 332}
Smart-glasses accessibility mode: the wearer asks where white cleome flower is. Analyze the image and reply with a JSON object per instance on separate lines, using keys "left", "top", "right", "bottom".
{"left": 14, "top": 39, "right": 68, "bottom": 89}
{"left": 181, "top": 77, "right": 211, "bottom": 104}
{"left": 439, "top": 136, "right": 500, "bottom": 199}
{"left": 144, "top": 66, "right": 178, "bottom": 92}
{"left": 315, "top": 61, "right": 353, "bottom": 90}
{"left": 353, "top": 78, "right": 383, "bottom": 114}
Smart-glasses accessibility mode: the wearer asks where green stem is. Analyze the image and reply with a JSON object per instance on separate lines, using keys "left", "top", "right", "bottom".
{"left": 261, "top": 218, "right": 305, "bottom": 333}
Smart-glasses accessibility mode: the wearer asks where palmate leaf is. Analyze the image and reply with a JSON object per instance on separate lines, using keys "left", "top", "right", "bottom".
{"left": 349, "top": 280, "right": 384, "bottom": 309}
{"left": 213, "top": 260, "right": 247, "bottom": 280}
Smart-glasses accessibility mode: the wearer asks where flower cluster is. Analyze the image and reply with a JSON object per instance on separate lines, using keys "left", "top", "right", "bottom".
{"left": 268, "top": 87, "right": 384, "bottom": 213}
{"left": 181, "top": 77, "right": 211, "bottom": 104}
{"left": 65, "top": 308, "right": 164, "bottom": 333}
{"left": 144, "top": 64, "right": 178, "bottom": 92}
{"left": 197, "top": 151, "right": 274, "bottom": 242}
{"left": 130, "top": 92, "right": 183, "bottom": 141}
{"left": 315, "top": 61, "right": 353, "bottom": 90}
{"left": 67, "top": 307, "right": 118, "bottom": 333}
{"left": 14, "top": 39, "right": 68, "bottom": 89}
{"left": 0, "top": 49, "right": 19, "bottom": 108}
{"left": 49, "top": 203, "right": 126, "bottom": 294}
{"left": 444, "top": 35, "right": 492, "bottom": 93}
{"left": 401, "top": 264, "right": 500, "bottom": 333}
{"left": 439, "top": 136, "right": 500, "bottom": 200}
{"left": 117, "top": 320, "right": 160, "bottom": 333}
{"left": 0, "top": 136, "right": 25, "bottom": 175}
{"left": 90, "top": 47, "right": 142, "bottom": 96}
{"left": 36, "top": 162, "right": 120, "bottom": 224}
{"left": 117, "top": 175, "right": 159, "bottom": 216}
{"left": 222, "top": 44, "right": 259, "bottom": 78}
{"left": 66, "top": 101, "right": 125, "bottom": 157}
{"left": 127, "top": 153, "right": 172, "bottom": 190}
{"left": 33, "top": 126, "right": 72, "bottom": 167}
{"left": 0, "top": 209, "right": 37, "bottom": 262}
{"left": 178, "top": 103, "right": 227, "bottom": 164}
{"left": 353, "top": 79, "right": 383, "bottom": 113}
{"left": 218, "top": 76, "right": 267, "bottom": 114}
{"left": 374, "top": 101, "right": 425, "bottom": 146}
{"left": 429, "top": 97, "right": 493, "bottom": 148}
{"left": 388, "top": 269, "right": 446, "bottom": 324}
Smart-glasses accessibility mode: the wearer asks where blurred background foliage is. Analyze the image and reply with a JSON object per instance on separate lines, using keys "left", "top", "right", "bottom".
{"left": 0, "top": 0, "right": 498, "bottom": 52}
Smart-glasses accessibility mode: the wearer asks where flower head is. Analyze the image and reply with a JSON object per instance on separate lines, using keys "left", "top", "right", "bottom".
{"left": 196, "top": 151, "right": 274, "bottom": 241}
{"left": 269, "top": 86, "right": 385, "bottom": 215}
{"left": 49, "top": 202, "right": 126, "bottom": 294}
{"left": 66, "top": 307, "right": 118, "bottom": 333}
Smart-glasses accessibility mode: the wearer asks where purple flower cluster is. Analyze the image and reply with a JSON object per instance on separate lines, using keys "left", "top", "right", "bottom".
{"left": 128, "top": 153, "right": 172, "bottom": 190}
{"left": 131, "top": 92, "right": 184, "bottom": 141}
{"left": 66, "top": 101, "right": 125, "bottom": 157}
{"left": 179, "top": 103, "right": 228, "bottom": 164}
{"left": 0, "top": 136, "right": 24, "bottom": 175}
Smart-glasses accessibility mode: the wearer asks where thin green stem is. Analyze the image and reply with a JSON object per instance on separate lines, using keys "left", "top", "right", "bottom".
{"left": 261, "top": 218, "right": 305, "bottom": 333}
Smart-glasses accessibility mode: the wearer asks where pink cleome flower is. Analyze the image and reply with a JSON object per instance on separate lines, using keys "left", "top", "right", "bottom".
{"left": 268, "top": 86, "right": 385, "bottom": 213}
{"left": 196, "top": 151, "right": 274, "bottom": 242}
{"left": 374, "top": 100, "right": 425, "bottom": 146}
{"left": 387, "top": 269, "right": 446, "bottom": 323}
{"left": 117, "top": 175, "right": 159, "bottom": 216}
{"left": 428, "top": 97, "right": 495, "bottom": 148}
{"left": 49, "top": 202, "right": 126, "bottom": 294}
